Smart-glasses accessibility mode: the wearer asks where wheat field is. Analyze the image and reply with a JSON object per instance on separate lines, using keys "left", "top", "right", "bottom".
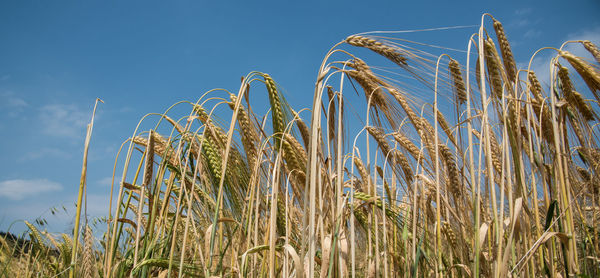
{"left": 1, "top": 14, "right": 599, "bottom": 277}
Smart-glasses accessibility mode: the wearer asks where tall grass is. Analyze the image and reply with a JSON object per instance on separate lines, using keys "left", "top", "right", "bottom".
{"left": 2, "top": 14, "right": 599, "bottom": 277}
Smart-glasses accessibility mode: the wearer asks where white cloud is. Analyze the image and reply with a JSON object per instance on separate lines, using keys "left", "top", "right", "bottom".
{"left": 0, "top": 179, "right": 63, "bottom": 200}
{"left": 39, "top": 104, "right": 89, "bottom": 138}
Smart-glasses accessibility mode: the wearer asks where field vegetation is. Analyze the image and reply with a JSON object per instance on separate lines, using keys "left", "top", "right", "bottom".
{"left": 1, "top": 14, "right": 599, "bottom": 277}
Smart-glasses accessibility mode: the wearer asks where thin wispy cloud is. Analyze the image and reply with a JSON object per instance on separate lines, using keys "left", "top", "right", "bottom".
{"left": 0, "top": 91, "right": 28, "bottom": 117}
{"left": 19, "top": 147, "right": 72, "bottom": 162}
{"left": 511, "top": 19, "right": 531, "bottom": 28}
{"left": 0, "top": 179, "right": 63, "bottom": 200}
{"left": 523, "top": 29, "right": 542, "bottom": 39}
{"left": 514, "top": 7, "right": 532, "bottom": 16}
{"left": 507, "top": 7, "right": 544, "bottom": 48}
{"left": 7, "top": 97, "right": 27, "bottom": 108}
{"left": 86, "top": 193, "right": 112, "bottom": 217}
{"left": 39, "top": 104, "right": 89, "bottom": 139}
{"left": 96, "top": 176, "right": 115, "bottom": 188}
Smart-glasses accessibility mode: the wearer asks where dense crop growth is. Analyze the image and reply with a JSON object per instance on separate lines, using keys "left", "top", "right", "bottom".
{"left": 2, "top": 14, "right": 599, "bottom": 277}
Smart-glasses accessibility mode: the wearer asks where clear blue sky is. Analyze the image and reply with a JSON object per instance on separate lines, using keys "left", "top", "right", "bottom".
{"left": 1, "top": 1, "right": 598, "bottom": 234}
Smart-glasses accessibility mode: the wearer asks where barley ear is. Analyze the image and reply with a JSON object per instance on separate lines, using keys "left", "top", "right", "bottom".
{"left": 558, "top": 65, "right": 595, "bottom": 121}
{"left": 392, "top": 132, "right": 420, "bottom": 160}
{"left": 528, "top": 71, "right": 544, "bottom": 102}
{"left": 346, "top": 35, "right": 407, "bottom": 67}
{"left": 264, "top": 74, "right": 287, "bottom": 149}
{"left": 561, "top": 50, "right": 600, "bottom": 93}
{"left": 484, "top": 38, "right": 504, "bottom": 98}
{"left": 493, "top": 19, "right": 517, "bottom": 83}
{"left": 228, "top": 96, "right": 259, "bottom": 169}
{"left": 353, "top": 157, "right": 369, "bottom": 191}
{"left": 292, "top": 109, "right": 311, "bottom": 148}
{"left": 25, "top": 221, "right": 43, "bottom": 245}
{"left": 573, "top": 91, "right": 596, "bottom": 121}
{"left": 437, "top": 110, "right": 457, "bottom": 146}
{"left": 438, "top": 144, "right": 461, "bottom": 199}
{"left": 142, "top": 131, "right": 155, "bottom": 188}
{"left": 448, "top": 58, "right": 467, "bottom": 104}
{"left": 81, "top": 225, "right": 97, "bottom": 278}
{"left": 582, "top": 40, "right": 600, "bottom": 64}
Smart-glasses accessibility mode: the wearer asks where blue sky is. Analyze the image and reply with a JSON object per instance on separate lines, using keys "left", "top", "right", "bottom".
{"left": 1, "top": 1, "right": 599, "bottom": 234}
